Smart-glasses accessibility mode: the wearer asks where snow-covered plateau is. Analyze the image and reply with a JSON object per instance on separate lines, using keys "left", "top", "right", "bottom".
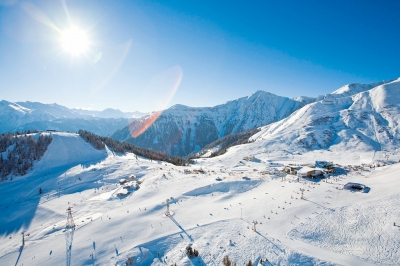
{"left": 1, "top": 131, "right": 400, "bottom": 266}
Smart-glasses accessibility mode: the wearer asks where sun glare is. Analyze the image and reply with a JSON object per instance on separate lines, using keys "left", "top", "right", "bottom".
{"left": 60, "top": 26, "right": 89, "bottom": 56}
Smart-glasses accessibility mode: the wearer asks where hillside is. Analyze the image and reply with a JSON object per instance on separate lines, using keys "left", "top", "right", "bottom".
{"left": 111, "top": 91, "right": 314, "bottom": 156}
{"left": 1, "top": 131, "right": 400, "bottom": 265}
{"left": 0, "top": 132, "right": 52, "bottom": 180}
{"left": 0, "top": 130, "right": 189, "bottom": 182}
{"left": 187, "top": 127, "right": 261, "bottom": 158}
{"left": 78, "top": 130, "right": 189, "bottom": 166}
{"left": 241, "top": 78, "right": 400, "bottom": 156}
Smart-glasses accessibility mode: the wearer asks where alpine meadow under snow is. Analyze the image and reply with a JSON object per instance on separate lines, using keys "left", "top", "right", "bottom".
{"left": 1, "top": 79, "right": 400, "bottom": 265}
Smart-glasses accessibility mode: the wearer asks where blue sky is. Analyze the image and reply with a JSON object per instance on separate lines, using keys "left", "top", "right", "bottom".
{"left": 0, "top": 0, "right": 399, "bottom": 112}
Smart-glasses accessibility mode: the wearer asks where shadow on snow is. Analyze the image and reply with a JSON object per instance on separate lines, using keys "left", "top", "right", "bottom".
{"left": 0, "top": 156, "right": 107, "bottom": 237}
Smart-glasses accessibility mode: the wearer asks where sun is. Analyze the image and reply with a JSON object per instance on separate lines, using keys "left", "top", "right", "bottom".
{"left": 60, "top": 26, "right": 90, "bottom": 56}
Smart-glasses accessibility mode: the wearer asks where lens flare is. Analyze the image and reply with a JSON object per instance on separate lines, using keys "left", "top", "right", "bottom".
{"left": 129, "top": 110, "right": 163, "bottom": 138}
{"left": 21, "top": 2, "right": 61, "bottom": 33}
{"left": 129, "top": 66, "right": 183, "bottom": 138}
{"left": 91, "top": 39, "right": 132, "bottom": 95}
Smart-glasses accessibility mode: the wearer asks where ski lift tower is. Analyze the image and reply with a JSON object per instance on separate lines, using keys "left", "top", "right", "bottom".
{"left": 162, "top": 198, "right": 174, "bottom": 218}
{"left": 21, "top": 231, "right": 26, "bottom": 247}
{"left": 66, "top": 207, "right": 75, "bottom": 230}
{"left": 65, "top": 207, "right": 76, "bottom": 266}
{"left": 165, "top": 199, "right": 170, "bottom": 216}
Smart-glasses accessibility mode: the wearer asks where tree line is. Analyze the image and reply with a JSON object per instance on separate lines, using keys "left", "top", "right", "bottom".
{"left": 0, "top": 132, "right": 52, "bottom": 181}
{"left": 78, "top": 130, "right": 192, "bottom": 166}
{"left": 187, "top": 127, "right": 260, "bottom": 159}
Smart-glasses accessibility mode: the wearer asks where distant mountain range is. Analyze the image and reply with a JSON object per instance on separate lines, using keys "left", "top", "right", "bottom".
{"left": 0, "top": 101, "right": 146, "bottom": 136}
{"left": 3, "top": 78, "right": 398, "bottom": 157}
{"left": 110, "top": 91, "right": 315, "bottom": 156}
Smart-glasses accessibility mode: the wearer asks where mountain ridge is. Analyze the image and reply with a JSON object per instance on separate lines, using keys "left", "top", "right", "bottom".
{"left": 111, "top": 90, "right": 316, "bottom": 156}
{"left": 0, "top": 101, "right": 146, "bottom": 136}
{"left": 248, "top": 78, "right": 400, "bottom": 154}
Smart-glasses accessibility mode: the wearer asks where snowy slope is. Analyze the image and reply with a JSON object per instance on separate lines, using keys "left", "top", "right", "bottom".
{"left": 330, "top": 79, "right": 394, "bottom": 98}
{"left": 33, "top": 132, "right": 107, "bottom": 173}
{"left": 246, "top": 78, "right": 400, "bottom": 155}
{"left": 0, "top": 133, "right": 107, "bottom": 241}
{"left": 1, "top": 131, "right": 400, "bottom": 265}
{"left": 111, "top": 91, "right": 315, "bottom": 156}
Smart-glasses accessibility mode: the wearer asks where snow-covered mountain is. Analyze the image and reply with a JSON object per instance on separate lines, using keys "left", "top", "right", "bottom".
{"left": 0, "top": 101, "right": 144, "bottom": 136}
{"left": 111, "top": 91, "right": 315, "bottom": 156}
{"left": 70, "top": 107, "right": 146, "bottom": 119}
{"left": 249, "top": 78, "right": 400, "bottom": 154}
{"left": 3, "top": 79, "right": 400, "bottom": 266}
{"left": 12, "top": 118, "right": 131, "bottom": 137}
{"left": 329, "top": 79, "right": 394, "bottom": 98}
{"left": 0, "top": 101, "right": 57, "bottom": 133}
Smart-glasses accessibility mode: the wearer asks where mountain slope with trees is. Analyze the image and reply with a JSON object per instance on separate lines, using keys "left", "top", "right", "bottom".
{"left": 0, "top": 132, "right": 52, "bottom": 181}
{"left": 187, "top": 127, "right": 261, "bottom": 158}
{"left": 78, "top": 130, "right": 190, "bottom": 166}
{"left": 111, "top": 91, "right": 315, "bottom": 156}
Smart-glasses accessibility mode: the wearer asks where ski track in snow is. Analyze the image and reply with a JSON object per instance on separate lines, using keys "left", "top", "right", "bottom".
{"left": 116, "top": 219, "right": 335, "bottom": 266}
{"left": 288, "top": 194, "right": 400, "bottom": 265}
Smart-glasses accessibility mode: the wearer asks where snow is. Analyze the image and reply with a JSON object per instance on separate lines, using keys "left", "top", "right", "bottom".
{"left": 182, "top": 180, "right": 262, "bottom": 197}
{"left": 111, "top": 90, "right": 314, "bottom": 156}
{"left": 7, "top": 103, "right": 31, "bottom": 114}
{"left": 0, "top": 100, "right": 143, "bottom": 136}
{"left": 1, "top": 131, "right": 400, "bottom": 265}
{"left": 33, "top": 132, "right": 107, "bottom": 173}
{"left": 245, "top": 78, "right": 400, "bottom": 158}
{"left": 289, "top": 179, "right": 400, "bottom": 265}
{"left": 297, "top": 166, "right": 317, "bottom": 174}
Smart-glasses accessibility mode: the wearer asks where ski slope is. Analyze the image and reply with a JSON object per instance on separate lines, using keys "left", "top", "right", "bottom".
{"left": 1, "top": 132, "right": 400, "bottom": 265}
